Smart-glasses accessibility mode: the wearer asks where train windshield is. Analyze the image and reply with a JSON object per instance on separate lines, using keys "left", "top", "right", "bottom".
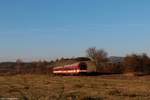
{"left": 80, "top": 63, "right": 87, "bottom": 70}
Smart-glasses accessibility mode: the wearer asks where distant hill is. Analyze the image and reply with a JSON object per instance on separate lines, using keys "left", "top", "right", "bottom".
{"left": 109, "top": 56, "right": 124, "bottom": 63}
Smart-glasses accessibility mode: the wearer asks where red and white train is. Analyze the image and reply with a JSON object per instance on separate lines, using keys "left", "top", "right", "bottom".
{"left": 53, "top": 62, "right": 88, "bottom": 75}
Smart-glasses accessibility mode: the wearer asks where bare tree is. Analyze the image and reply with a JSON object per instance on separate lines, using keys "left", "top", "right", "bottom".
{"left": 86, "top": 47, "right": 108, "bottom": 71}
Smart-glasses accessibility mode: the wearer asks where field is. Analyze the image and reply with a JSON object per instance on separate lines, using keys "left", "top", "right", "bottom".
{"left": 0, "top": 75, "right": 150, "bottom": 100}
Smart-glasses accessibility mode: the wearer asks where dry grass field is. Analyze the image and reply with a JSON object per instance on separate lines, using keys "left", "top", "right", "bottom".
{"left": 0, "top": 74, "right": 150, "bottom": 100}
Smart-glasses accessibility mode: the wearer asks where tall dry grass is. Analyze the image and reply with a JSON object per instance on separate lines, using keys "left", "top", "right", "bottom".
{"left": 0, "top": 74, "right": 150, "bottom": 100}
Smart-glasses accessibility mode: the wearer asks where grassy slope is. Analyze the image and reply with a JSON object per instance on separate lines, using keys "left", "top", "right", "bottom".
{"left": 0, "top": 75, "right": 150, "bottom": 100}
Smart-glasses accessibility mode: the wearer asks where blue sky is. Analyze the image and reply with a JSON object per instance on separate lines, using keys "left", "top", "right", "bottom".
{"left": 0, "top": 0, "right": 150, "bottom": 61}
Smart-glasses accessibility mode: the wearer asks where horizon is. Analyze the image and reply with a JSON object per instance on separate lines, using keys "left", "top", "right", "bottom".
{"left": 0, "top": 0, "right": 150, "bottom": 62}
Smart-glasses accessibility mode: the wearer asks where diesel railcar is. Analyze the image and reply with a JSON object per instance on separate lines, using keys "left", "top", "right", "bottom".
{"left": 53, "top": 62, "right": 88, "bottom": 75}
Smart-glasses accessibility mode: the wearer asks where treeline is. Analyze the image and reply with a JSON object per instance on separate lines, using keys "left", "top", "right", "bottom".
{"left": 123, "top": 53, "right": 150, "bottom": 75}
{"left": 0, "top": 61, "right": 52, "bottom": 75}
{"left": 0, "top": 47, "right": 150, "bottom": 76}
{"left": 86, "top": 47, "right": 150, "bottom": 75}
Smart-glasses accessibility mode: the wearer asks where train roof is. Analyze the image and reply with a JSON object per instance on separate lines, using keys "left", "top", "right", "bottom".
{"left": 53, "top": 62, "right": 87, "bottom": 69}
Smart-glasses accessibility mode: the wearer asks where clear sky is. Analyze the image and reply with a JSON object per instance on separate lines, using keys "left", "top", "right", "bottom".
{"left": 0, "top": 0, "right": 150, "bottom": 61}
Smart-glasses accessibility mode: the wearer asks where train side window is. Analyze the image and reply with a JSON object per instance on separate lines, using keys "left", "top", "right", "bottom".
{"left": 80, "top": 63, "right": 87, "bottom": 70}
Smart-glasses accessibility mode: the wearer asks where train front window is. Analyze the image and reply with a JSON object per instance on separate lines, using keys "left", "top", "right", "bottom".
{"left": 80, "top": 64, "right": 87, "bottom": 70}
